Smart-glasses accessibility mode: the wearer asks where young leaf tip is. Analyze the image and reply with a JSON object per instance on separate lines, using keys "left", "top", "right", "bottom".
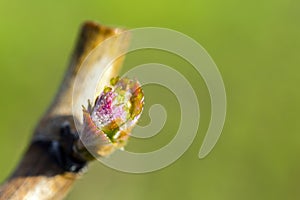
{"left": 79, "top": 76, "right": 144, "bottom": 158}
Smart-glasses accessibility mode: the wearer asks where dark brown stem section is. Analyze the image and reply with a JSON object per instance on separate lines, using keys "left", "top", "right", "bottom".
{"left": 0, "top": 21, "right": 129, "bottom": 200}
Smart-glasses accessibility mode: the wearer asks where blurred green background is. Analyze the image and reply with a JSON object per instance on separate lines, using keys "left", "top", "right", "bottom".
{"left": 0, "top": 0, "right": 299, "bottom": 199}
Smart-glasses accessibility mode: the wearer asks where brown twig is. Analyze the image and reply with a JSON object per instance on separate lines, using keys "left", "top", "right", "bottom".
{"left": 0, "top": 21, "right": 130, "bottom": 200}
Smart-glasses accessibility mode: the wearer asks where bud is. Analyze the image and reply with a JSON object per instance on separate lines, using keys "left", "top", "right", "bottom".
{"left": 77, "top": 76, "right": 144, "bottom": 158}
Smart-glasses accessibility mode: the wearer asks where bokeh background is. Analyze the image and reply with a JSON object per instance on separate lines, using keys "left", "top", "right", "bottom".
{"left": 0, "top": 0, "right": 299, "bottom": 199}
